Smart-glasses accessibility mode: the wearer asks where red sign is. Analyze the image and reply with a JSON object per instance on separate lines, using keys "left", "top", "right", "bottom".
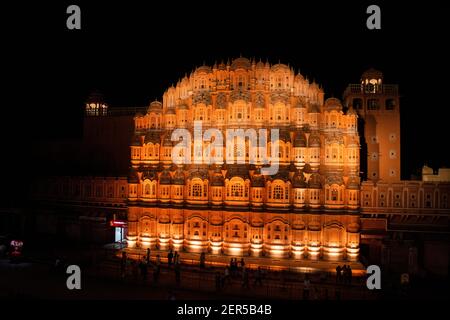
{"left": 10, "top": 240, "right": 23, "bottom": 257}
{"left": 110, "top": 220, "right": 127, "bottom": 227}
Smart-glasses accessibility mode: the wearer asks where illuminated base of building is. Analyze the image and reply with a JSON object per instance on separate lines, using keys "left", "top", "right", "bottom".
{"left": 322, "top": 246, "right": 346, "bottom": 261}
{"left": 127, "top": 207, "right": 360, "bottom": 261}
{"left": 222, "top": 241, "right": 251, "bottom": 256}
{"left": 185, "top": 239, "right": 209, "bottom": 253}
{"left": 127, "top": 239, "right": 359, "bottom": 261}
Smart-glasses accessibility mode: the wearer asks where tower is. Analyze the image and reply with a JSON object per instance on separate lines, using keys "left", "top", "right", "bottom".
{"left": 343, "top": 69, "right": 400, "bottom": 182}
{"left": 85, "top": 90, "right": 108, "bottom": 116}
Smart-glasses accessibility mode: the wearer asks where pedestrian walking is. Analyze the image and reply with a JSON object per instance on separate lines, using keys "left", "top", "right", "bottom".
{"left": 335, "top": 288, "right": 341, "bottom": 300}
{"left": 336, "top": 265, "right": 342, "bottom": 283}
{"left": 132, "top": 260, "right": 138, "bottom": 281}
{"left": 174, "top": 263, "right": 181, "bottom": 286}
{"left": 323, "top": 287, "right": 329, "bottom": 300}
{"left": 347, "top": 265, "right": 352, "bottom": 284}
{"left": 139, "top": 259, "right": 147, "bottom": 283}
{"left": 153, "top": 263, "right": 160, "bottom": 283}
{"left": 242, "top": 267, "right": 249, "bottom": 288}
{"left": 254, "top": 266, "right": 263, "bottom": 286}
{"left": 303, "top": 275, "right": 310, "bottom": 300}
{"left": 146, "top": 248, "right": 151, "bottom": 264}
{"left": 240, "top": 258, "right": 245, "bottom": 271}
{"left": 168, "top": 249, "right": 174, "bottom": 266}
{"left": 343, "top": 265, "right": 350, "bottom": 284}
{"left": 200, "top": 252, "right": 206, "bottom": 268}
{"left": 215, "top": 272, "right": 221, "bottom": 291}
{"left": 120, "top": 252, "right": 127, "bottom": 278}
{"left": 224, "top": 266, "right": 231, "bottom": 284}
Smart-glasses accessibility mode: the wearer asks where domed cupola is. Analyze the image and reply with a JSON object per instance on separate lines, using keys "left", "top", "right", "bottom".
{"left": 324, "top": 97, "right": 343, "bottom": 112}
{"left": 172, "top": 168, "right": 185, "bottom": 185}
{"left": 308, "top": 133, "right": 321, "bottom": 147}
{"left": 159, "top": 170, "right": 172, "bottom": 185}
{"left": 294, "top": 132, "right": 307, "bottom": 147}
{"left": 292, "top": 170, "right": 307, "bottom": 188}
{"left": 148, "top": 100, "right": 163, "bottom": 113}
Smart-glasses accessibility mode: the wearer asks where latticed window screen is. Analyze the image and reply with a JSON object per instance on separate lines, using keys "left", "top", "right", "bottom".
{"left": 231, "top": 184, "right": 243, "bottom": 197}
{"left": 273, "top": 185, "right": 283, "bottom": 199}
{"left": 192, "top": 183, "right": 202, "bottom": 197}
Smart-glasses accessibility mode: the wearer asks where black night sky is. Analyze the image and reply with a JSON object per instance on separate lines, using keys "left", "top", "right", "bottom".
{"left": 3, "top": 1, "right": 449, "bottom": 185}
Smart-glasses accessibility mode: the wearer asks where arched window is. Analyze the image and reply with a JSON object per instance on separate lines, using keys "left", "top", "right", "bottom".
{"left": 144, "top": 184, "right": 150, "bottom": 195}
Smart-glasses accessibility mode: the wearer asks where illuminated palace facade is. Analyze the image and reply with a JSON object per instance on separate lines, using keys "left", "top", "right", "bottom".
{"left": 126, "top": 57, "right": 362, "bottom": 261}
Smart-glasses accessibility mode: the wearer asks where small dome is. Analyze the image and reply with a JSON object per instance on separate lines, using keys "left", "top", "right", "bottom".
{"left": 289, "top": 163, "right": 297, "bottom": 172}
{"left": 195, "top": 65, "right": 212, "bottom": 74}
{"left": 86, "top": 90, "right": 106, "bottom": 104}
{"left": 255, "top": 60, "right": 265, "bottom": 69}
{"left": 165, "top": 108, "right": 176, "bottom": 115}
{"left": 308, "top": 133, "right": 321, "bottom": 147}
{"left": 271, "top": 63, "right": 290, "bottom": 72}
{"left": 361, "top": 68, "right": 383, "bottom": 81}
{"left": 142, "top": 170, "right": 157, "bottom": 181}
{"left": 159, "top": 170, "right": 172, "bottom": 185}
{"left": 324, "top": 98, "right": 343, "bottom": 111}
{"left": 251, "top": 174, "right": 265, "bottom": 187}
{"left": 211, "top": 173, "right": 224, "bottom": 186}
{"left": 303, "top": 163, "right": 313, "bottom": 174}
{"left": 148, "top": 100, "right": 162, "bottom": 112}
{"left": 270, "top": 169, "right": 289, "bottom": 182}
{"left": 217, "top": 62, "right": 226, "bottom": 70}
{"left": 172, "top": 169, "right": 185, "bottom": 185}
{"left": 294, "top": 132, "right": 307, "bottom": 147}
{"left": 226, "top": 165, "right": 249, "bottom": 179}
{"left": 308, "top": 173, "right": 321, "bottom": 189}
{"left": 292, "top": 171, "right": 307, "bottom": 188}
{"left": 189, "top": 169, "right": 207, "bottom": 180}
{"left": 231, "top": 57, "right": 251, "bottom": 70}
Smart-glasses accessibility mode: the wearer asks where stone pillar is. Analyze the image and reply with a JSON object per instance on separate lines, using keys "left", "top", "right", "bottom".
{"left": 126, "top": 207, "right": 138, "bottom": 248}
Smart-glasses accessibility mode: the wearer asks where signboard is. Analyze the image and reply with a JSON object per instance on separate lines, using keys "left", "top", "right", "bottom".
{"left": 110, "top": 220, "right": 127, "bottom": 228}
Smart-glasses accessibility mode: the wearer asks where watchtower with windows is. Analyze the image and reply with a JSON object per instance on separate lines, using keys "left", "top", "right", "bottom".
{"left": 343, "top": 69, "right": 400, "bottom": 182}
